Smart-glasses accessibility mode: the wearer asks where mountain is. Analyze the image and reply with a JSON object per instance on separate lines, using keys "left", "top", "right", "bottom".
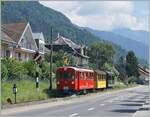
{"left": 112, "top": 28, "right": 149, "bottom": 45}
{"left": 86, "top": 28, "right": 149, "bottom": 62}
{"left": 1, "top": 1, "right": 128, "bottom": 61}
{"left": 2, "top": 1, "right": 147, "bottom": 66}
{"left": 1, "top": 1, "right": 100, "bottom": 45}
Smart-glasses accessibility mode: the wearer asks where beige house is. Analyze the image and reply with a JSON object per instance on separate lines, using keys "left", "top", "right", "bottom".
{"left": 1, "top": 22, "right": 45, "bottom": 61}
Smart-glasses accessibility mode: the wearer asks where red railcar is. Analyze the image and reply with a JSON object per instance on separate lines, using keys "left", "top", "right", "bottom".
{"left": 56, "top": 66, "right": 94, "bottom": 93}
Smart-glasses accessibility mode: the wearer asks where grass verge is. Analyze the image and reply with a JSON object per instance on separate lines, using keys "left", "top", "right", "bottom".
{"left": 1, "top": 80, "right": 51, "bottom": 105}
{"left": 2, "top": 80, "right": 138, "bottom": 105}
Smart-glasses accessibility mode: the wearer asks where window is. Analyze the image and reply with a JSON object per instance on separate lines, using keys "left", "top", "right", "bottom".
{"left": 61, "top": 71, "right": 74, "bottom": 79}
{"left": 15, "top": 52, "right": 21, "bottom": 61}
{"left": 86, "top": 72, "right": 88, "bottom": 77}
{"left": 18, "top": 53, "right": 21, "bottom": 61}
{"left": 6, "top": 50, "right": 10, "bottom": 57}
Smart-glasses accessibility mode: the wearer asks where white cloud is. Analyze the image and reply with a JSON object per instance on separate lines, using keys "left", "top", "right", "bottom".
{"left": 40, "top": 1, "right": 148, "bottom": 31}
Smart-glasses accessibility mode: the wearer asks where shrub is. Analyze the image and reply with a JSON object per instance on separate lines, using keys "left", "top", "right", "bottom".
{"left": 128, "top": 76, "right": 137, "bottom": 84}
{"left": 23, "top": 59, "right": 37, "bottom": 78}
{"left": 1, "top": 63, "right": 8, "bottom": 81}
{"left": 1, "top": 58, "right": 27, "bottom": 80}
{"left": 40, "top": 61, "right": 49, "bottom": 80}
{"left": 11, "top": 59, "right": 28, "bottom": 80}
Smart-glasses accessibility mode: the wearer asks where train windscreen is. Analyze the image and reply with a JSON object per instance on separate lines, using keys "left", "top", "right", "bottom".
{"left": 57, "top": 71, "right": 74, "bottom": 80}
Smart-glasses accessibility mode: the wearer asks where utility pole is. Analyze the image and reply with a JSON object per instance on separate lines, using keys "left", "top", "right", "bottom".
{"left": 49, "top": 27, "right": 53, "bottom": 90}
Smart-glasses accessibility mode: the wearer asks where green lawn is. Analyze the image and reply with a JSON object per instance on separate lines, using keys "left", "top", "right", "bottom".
{"left": 1, "top": 79, "right": 56, "bottom": 104}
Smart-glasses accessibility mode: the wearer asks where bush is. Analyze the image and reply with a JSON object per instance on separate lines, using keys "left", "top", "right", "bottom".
{"left": 40, "top": 61, "right": 49, "bottom": 80}
{"left": 23, "top": 59, "right": 37, "bottom": 78}
{"left": 128, "top": 76, "right": 145, "bottom": 84}
{"left": 1, "top": 63, "right": 8, "bottom": 81}
{"left": 11, "top": 60, "right": 28, "bottom": 80}
{"left": 1, "top": 57, "right": 58, "bottom": 82}
{"left": 128, "top": 76, "right": 137, "bottom": 84}
{"left": 1, "top": 58, "right": 27, "bottom": 80}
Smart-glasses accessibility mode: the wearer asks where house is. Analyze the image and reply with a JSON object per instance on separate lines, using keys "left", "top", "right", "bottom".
{"left": 1, "top": 31, "right": 17, "bottom": 58}
{"left": 33, "top": 32, "right": 45, "bottom": 56}
{"left": 45, "top": 34, "right": 89, "bottom": 67}
{"left": 1, "top": 22, "right": 45, "bottom": 61}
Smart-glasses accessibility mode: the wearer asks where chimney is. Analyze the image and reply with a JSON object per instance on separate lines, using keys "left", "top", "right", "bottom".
{"left": 57, "top": 33, "right": 60, "bottom": 38}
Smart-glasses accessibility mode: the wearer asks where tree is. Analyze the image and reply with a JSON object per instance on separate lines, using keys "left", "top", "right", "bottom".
{"left": 126, "top": 51, "right": 139, "bottom": 77}
{"left": 115, "top": 56, "right": 128, "bottom": 84}
{"left": 88, "top": 42, "right": 115, "bottom": 70}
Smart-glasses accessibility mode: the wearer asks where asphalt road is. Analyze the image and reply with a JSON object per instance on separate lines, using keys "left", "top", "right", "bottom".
{"left": 2, "top": 85, "right": 149, "bottom": 117}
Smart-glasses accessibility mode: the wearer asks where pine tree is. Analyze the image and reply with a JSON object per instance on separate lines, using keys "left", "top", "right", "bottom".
{"left": 125, "top": 51, "right": 139, "bottom": 77}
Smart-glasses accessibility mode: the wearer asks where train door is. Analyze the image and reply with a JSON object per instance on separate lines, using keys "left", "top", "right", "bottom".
{"left": 76, "top": 71, "right": 80, "bottom": 91}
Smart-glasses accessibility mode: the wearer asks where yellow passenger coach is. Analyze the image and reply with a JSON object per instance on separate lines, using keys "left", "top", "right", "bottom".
{"left": 94, "top": 70, "right": 107, "bottom": 89}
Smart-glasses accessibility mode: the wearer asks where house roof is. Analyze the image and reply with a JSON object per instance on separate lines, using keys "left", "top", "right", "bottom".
{"left": 51, "top": 35, "right": 89, "bottom": 59}
{"left": 1, "top": 22, "right": 27, "bottom": 43}
{"left": 33, "top": 32, "right": 45, "bottom": 42}
{"left": 53, "top": 35, "right": 81, "bottom": 50}
{"left": 1, "top": 30, "right": 17, "bottom": 44}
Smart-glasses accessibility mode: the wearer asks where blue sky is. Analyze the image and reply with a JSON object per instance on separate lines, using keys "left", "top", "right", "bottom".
{"left": 133, "top": 1, "right": 149, "bottom": 17}
{"left": 40, "top": 1, "right": 149, "bottom": 31}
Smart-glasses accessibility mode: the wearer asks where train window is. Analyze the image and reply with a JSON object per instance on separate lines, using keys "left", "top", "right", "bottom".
{"left": 84, "top": 72, "right": 86, "bottom": 79}
{"left": 104, "top": 76, "right": 106, "bottom": 80}
{"left": 83, "top": 72, "right": 85, "bottom": 78}
{"left": 89, "top": 73, "right": 92, "bottom": 78}
{"left": 89, "top": 72, "right": 90, "bottom": 77}
{"left": 64, "top": 72, "right": 68, "bottom": 79}
{"left": 56, "top": 71, "right": 63, "bottom": 79}
{"left": 68, "top": 72, "right": 72, "bottom": 78}
{"left": 64, "top": 71, "right": 73, "bottom": 79}
{"left": 80, "top": 72, "right": 83, "bottom": 79}
{"left": 86, "top": 72, "right": 88, "bottom": 77}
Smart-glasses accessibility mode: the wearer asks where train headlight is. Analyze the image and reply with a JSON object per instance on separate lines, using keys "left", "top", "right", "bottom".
{"left": 71, "top": 81, "right": 75, "bottom": 84}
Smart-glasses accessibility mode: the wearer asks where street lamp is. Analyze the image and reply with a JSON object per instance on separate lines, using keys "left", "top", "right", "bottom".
{"left": 13, "top": 84, "right": 17, "bottom": 104}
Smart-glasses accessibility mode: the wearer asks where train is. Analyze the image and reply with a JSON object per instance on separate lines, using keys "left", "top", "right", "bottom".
{"left": 56, "top": 66, "right": 115, "bottom": 94}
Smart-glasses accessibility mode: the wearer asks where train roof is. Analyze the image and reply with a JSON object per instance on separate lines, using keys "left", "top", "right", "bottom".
{"left": 57, "top": 66, "right": 94, "bottom": 72}
{"left": 105, "top": 71, "right": 113, "bottom": 75}
{"left": 94, "top": 70, "right": 106, "bottom": 75}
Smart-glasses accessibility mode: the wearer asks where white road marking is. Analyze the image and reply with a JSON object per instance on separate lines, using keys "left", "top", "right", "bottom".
{"left": 69, "top": 113, "right": 78, "bottom": 117}
{"left": 88, "top": 107, "right": 95, "bottom": 111}
{"left": 108, "top": 100, "right": 113, "bottom": 103}
{"left": 100, "top": 104, "right": 105, "bottom": 106}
